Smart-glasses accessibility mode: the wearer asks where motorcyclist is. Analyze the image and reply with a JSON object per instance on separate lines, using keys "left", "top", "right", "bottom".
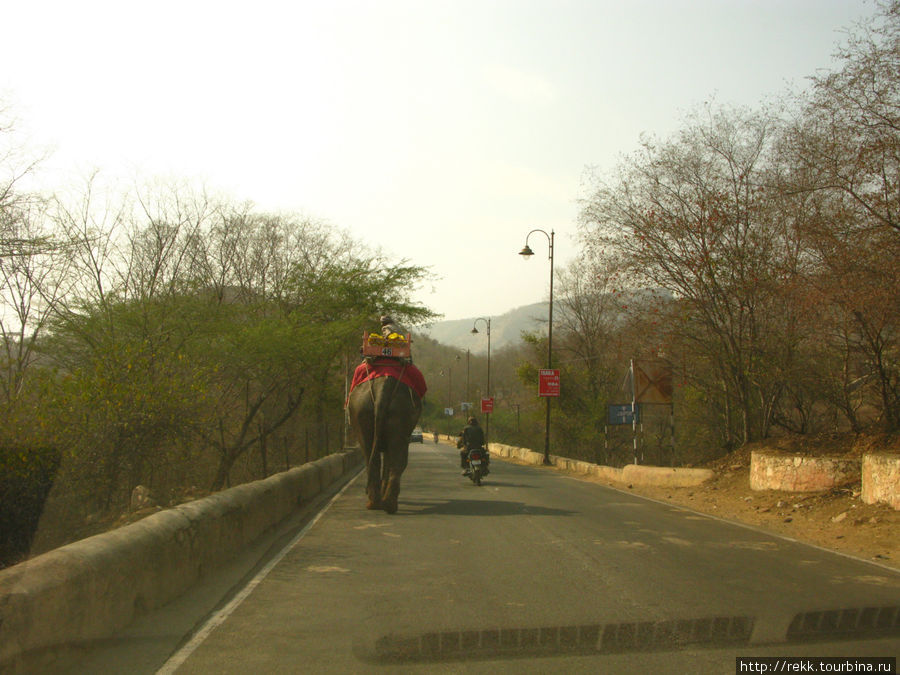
{"left": 457, "top": 416, "right": 489, "bottom": 476}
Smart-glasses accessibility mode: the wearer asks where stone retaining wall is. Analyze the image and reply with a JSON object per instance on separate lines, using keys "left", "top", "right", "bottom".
{"left": 862, "top": 453, "right": 900, "bottom": 510}
{"left": 750, "top": 452, "right": 861, "bottom": 492}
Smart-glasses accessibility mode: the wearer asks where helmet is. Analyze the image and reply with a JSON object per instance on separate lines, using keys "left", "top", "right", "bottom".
{"left": 380, "top": 315, "right": 394, "bottom": 325}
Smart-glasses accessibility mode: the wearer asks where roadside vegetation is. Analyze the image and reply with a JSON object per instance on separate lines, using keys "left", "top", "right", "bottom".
{"left": 2, "top": 2, "right": 898, "bottom": 567}
{"left": 0, "top": 158, "right": 434, "bottom": 565}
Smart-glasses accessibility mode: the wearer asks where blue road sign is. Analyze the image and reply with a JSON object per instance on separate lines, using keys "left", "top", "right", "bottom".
{"left": 608, "top": 403, "right": 640, "bottom": 425}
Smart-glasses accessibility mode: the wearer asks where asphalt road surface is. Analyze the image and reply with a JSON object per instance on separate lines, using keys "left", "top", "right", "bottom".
{"left": 66, "top": 441, "right": 900, "bottom": 674}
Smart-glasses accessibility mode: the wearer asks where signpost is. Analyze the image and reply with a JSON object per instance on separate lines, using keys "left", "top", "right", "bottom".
{"left": 481, "top": 397, "right": 494, "bottom": 414}
{"left": 538, "top": 369, "right": 560, "bottom": 397}
{"left": 628, "top": 358, "right": 675, "bottom": 465}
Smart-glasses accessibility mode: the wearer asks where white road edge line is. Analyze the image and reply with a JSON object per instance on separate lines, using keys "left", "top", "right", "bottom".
{"left": 156, "top": 468, "right": 364, "bottom": 674}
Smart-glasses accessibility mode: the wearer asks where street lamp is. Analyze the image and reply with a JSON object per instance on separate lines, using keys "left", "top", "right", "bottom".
{"left": 465, "top": 348, "right": 470, "bottom": 415}
{"left": 519, "top": 229, "right": 554, "bottom": 465}
{"left": 471, "top": 317, "right": 491, "bottom": 445}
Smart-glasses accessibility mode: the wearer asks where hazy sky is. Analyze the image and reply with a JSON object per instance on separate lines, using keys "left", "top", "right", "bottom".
{"left": 2, "top": 0, "right": 875, "bottom": 321}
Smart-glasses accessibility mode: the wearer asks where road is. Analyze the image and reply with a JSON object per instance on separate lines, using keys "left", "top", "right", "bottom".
{"left": 67, "top": 441, "right": 900, "bottom": 674}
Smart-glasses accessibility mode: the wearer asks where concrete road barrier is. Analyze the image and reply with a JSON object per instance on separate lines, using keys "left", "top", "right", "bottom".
{"left": 621, "top": 464, "right": 713, "bottom": 488}
{"left": 594, "top": 465, "right": 624, "bottom": 482}
{"left": 0, "top": 450, "right": 362, "bottom": 671}
{"left": 487, "top": 442, "right": 710, "bottom": 488}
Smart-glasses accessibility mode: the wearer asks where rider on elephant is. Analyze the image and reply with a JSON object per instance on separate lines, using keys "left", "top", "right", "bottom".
{"left": 380, "top": 314, "right": 406, "bottom": 343}
{"left": 457, "top": 416, "right": 489, "bottom": 475}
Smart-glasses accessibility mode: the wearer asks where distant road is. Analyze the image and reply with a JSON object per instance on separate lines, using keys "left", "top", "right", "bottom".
{"left": 68, "top": 442, "right": 900, "bottom": 674}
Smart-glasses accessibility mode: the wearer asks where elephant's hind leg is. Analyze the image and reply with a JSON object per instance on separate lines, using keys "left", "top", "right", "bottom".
{"left": 379, "top": 466, "right": 397, "bottom": 514}
{"left": 366, "top": 451, "right": 382, "bottom": 510}
{"left": 381, "top": 443, "right": 409, "bottom": 514}
{"left": 381, "top": 483, "right": 399, "bottom": 514}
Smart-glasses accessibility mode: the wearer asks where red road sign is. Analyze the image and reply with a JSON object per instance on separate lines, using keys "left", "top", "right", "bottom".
{"left": 481, "top": 397, "right": 494, "bottom": 413}
{"left": 538, "top": 369, "right": 560, "bottom": 397}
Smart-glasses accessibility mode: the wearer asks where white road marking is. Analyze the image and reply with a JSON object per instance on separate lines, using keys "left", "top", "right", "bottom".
{"left": 830, "top": 575, "right": 897, "bottom": 587}
{"left": 602, "top": 540, "right": 651, "bottom": 550}
{"left": 711, "top": 541, "right": 779, "bottom": 551}
{"left": 354, "top": 523, "right": 391, "bottom": 530}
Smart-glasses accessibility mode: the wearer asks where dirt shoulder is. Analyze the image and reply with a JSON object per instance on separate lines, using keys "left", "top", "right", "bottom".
{"left": 612, "top": 465, "right": 900, "bottom": 571}
{"left": 498, "top": 434, "right": 900, "bottom": 571}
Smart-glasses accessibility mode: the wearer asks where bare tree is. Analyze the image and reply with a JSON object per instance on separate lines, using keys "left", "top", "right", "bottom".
{"left": 794, "top": 0, "right": 900, "bottom": 236}
{"left": 0, "top": 199, "right": 72, "bottom": 407}
{"left": 0, "top": 106, "right": 67, "bottom": 411}
{"left": 0, "top": 103, "right": 45, "bottom": 232}
{"left": 128, "top": 178, "right": 214, "bottom": 301}
{"left": 579, "top": 105, "right": 802, "bottom": 446}
{"left": 782, "top": 0, "right": 900, "bottom": 429}
{"left": 51, "top": 173, "right": 131, "bottom": 322}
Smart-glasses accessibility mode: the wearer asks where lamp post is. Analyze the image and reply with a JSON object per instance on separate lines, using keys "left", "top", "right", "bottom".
{"left": 471, "top": 317, "right": 491, "bottom": 445}
{"left": 440, "top": 355, "right": 461, "bottom": 435}
{"left": 465, "top": 348, "right": 470, "bottom": 414}
{"left": 519, "top": 229, "right": 554, "bottom": 465}
{"left": 454, "top": 353, "right": 461, "bottom": 396}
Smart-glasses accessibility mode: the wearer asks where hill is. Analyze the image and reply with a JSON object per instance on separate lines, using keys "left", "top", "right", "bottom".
{"left": 414, "top": 288, "right": 672, "bottom": 353}
{"left": 414, "top": 302, "right": 550, "bottom": 353}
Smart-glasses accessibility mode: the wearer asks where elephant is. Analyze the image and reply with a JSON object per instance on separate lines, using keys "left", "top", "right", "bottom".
{"left": 347, "top": 363, "right": 425, "bottom": 514}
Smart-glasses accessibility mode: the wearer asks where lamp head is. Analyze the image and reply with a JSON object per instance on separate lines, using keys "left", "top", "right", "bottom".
{"left": 518, "top": 244, "right": 535, "bottom": 258}
{"left": 471, "top": 327, "right": 479, "bottom": 334}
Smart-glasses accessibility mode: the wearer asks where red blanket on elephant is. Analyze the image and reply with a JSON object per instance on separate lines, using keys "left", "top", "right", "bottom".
{"left": 349, "top": 359, "right": 428, "bottom": 399}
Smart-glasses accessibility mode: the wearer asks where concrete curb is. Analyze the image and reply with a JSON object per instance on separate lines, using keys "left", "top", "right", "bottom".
{"left": 621, "top": 464, "right": 714, "bottom": 488}
{"left": 486, "top": 442, "right": 712, "bottom": 488}
{"left": 0, "top": 450, "right": 362, "bottom": 670}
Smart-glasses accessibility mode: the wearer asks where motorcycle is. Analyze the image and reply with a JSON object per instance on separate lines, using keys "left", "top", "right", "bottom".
{"left": 465, "top": 447, "right": 489, "bottom": 486}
